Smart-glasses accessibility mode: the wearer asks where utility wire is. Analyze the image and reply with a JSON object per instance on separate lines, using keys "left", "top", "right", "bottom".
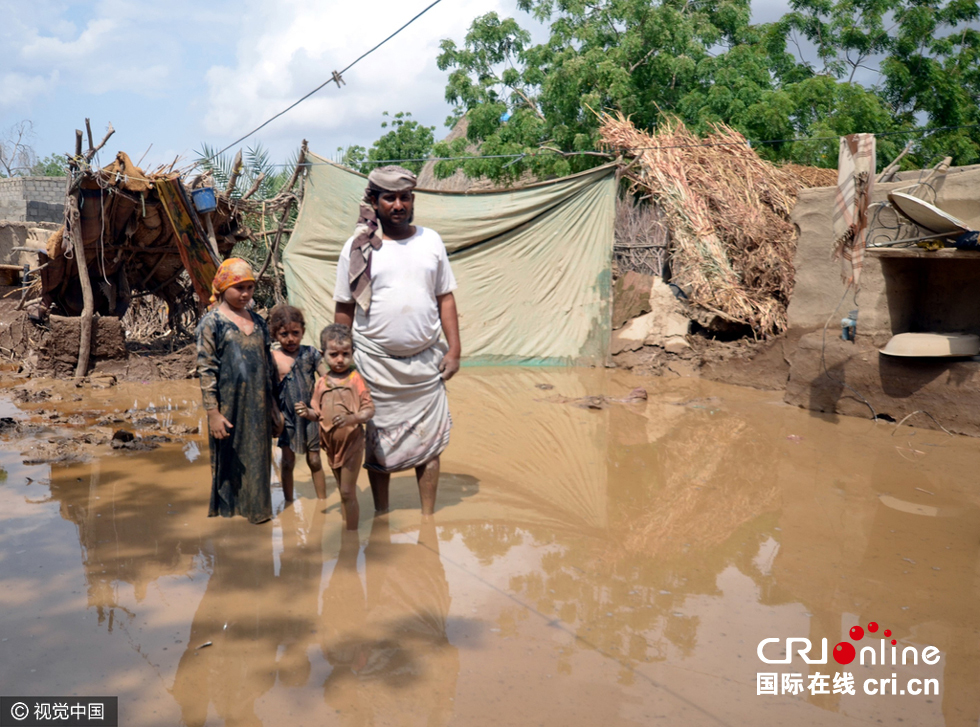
{"left": 195, "top": 0, "right": 979, "bottom": 171}
{"left": 203, "top": 0, "right": 445, "bottom": 163}
{"left": 251, "top": 121, "right": 980, "bottom": 168}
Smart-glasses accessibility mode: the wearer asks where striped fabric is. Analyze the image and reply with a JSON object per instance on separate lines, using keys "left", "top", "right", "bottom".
{"left": 832, "top": 134, "right": 876, "bottom": 288}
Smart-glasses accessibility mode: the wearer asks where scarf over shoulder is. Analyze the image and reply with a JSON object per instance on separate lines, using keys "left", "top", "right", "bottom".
{"left": 348, "top": 165, "right": 417, "bottom": 312}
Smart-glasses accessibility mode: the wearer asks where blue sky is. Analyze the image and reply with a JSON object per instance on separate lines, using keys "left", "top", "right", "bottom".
{"left": 0, "top": 0, "right": 792, "bottom": 171}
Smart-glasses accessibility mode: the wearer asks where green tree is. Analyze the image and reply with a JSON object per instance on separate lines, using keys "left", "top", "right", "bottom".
{"left": 785, "top": 0, "right": 980, "bottom": 165}
{"left": 334, "top": 144, "right": 367, "bottom": 170}
{"left": 436, "top": 0, "right": 978, "bottom": 181}
{"left": 195, "top": 143, "right": 293, "bottom": 201}
{"left": 30, "top": 154, "right": 68, "bottom": 177}
{"left": 354, "top": 112, "right": 435, "bottom": 175}
{"left": 194, "top": 143, "right": 301, "bottom": 307}
{"left": 880, "top": 0, "right": 980, "bottom": 165}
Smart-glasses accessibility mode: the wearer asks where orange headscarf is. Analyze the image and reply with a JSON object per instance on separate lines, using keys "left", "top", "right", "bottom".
{"left": 210, "top": 257, "right": 255, "bottom": 304}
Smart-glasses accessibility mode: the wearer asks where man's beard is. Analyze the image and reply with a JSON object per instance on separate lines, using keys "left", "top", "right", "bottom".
{"left": 380, "top": 210, "right": 413, "bottom": 226}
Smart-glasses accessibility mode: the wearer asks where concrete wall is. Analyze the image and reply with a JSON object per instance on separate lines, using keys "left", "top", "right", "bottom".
{"left": 0, "top": 220, "right": 58, "bottom": 266}
{"left": 0, "top": 177, "right": 65, "bottom": 223}
{"left": 784, "top": 164, "right": 980, "bottom": 434}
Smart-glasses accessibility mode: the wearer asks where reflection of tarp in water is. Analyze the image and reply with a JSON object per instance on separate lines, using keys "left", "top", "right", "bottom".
{"left": 284, "top": 156, "right": 617, "bottom": 365}
{"left": 432, "top": 370, "right": 778, "bottom": 547}
{"left": 440, "top": 368, "right": 613, "bottom": 532}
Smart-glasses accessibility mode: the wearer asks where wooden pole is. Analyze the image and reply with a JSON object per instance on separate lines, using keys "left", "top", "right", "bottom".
{"left": 69, "top": 126, "right": 95, "bottom": 378}
{"left": 84, "top": 123, "right": 115, "bottom": 162}
{"left": 226, "top": 150, "right": 243, "bottom": 195}
{"left": 69, "top": 189, "right": 94, "bottom": 378}
{"left": 255, "top": 141, "right": 308, "bottom": 304}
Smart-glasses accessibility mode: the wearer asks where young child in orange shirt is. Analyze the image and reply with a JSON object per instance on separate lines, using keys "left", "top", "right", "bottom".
{"left": 297, "top": 324, "right": 374, "bottom": 530}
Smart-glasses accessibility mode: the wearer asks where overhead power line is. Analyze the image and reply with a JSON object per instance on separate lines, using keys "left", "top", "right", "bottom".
{"left": 203, "top": 0, "right": 445, "bottom": 163}
{"left": 260, "top": 121, "right": 980, "bottom": 168}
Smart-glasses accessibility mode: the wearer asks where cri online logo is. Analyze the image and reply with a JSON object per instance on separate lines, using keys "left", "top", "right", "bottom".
{"left": 758, "top": 621, "right": 941, "bottom": 666}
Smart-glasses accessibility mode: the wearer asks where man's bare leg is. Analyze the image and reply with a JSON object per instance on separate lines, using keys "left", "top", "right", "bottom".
{"left": 368, "top": 469, "right": 390, "bottom": 514}
{"left": 415, "top": 456, "right": 439, "bottom": 516}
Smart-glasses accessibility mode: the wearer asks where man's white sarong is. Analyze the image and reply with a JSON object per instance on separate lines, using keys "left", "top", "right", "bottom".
{"left": 354, "top": 332, "right": 451, "bottom": 473}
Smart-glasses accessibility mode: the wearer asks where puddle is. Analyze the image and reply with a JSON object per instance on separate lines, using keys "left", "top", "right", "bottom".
{"left": 0, "top": 368, "right": 978, "bottom": 725}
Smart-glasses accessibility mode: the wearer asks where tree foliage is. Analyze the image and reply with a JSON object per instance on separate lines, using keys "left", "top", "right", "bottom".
{"left": 31, "top": 154, "right": 68, "bottom": 177}
{"left": 433, "top": 0, "right": 980, "bottom": 181}
{"left": 338, "top": 112, "right": 436, "bottom": 175}
{"left": 0, "top": 121, "right": 68, "bottom": 177}
{"left": 194, "top": 143, "right": 301, "bottom": 308}
{"left": 195, "top": 143, "right": 294, "bottom": 200}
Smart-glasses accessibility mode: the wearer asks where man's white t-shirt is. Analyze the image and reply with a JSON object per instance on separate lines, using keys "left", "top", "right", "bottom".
{"left": 334, "top": 226, "right": 457, "bottom": 356}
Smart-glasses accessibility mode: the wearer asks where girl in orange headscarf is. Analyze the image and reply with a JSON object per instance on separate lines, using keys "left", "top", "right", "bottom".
{"left": 196, "top": 258, "right": 282, "bottom": 524}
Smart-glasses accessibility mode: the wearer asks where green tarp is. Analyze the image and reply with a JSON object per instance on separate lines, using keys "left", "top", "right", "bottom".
{"left": 283, "top": 154, "right": 616, "bottom": 365}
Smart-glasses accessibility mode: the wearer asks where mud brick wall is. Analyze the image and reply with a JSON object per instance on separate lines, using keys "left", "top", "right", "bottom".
{"left": 0, "top": 177, "right": 65, "bottom": 223}
{"left": 784, "top": 163, "right": 980, "bottom": 434}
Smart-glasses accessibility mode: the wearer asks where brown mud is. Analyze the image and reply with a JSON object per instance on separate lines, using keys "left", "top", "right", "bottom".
{"left": 612, "top": 332, "right": 796, "bottom": 392}
{"left": 1, "top": 368, "right": 979, "bottom": 726}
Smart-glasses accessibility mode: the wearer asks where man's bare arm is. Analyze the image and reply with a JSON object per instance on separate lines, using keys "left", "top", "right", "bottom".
{"left": 335, "top": 301, "right": 355, "bottom": 327}
{"left": 437, "top": 292, "right": 461, "bottom": 381}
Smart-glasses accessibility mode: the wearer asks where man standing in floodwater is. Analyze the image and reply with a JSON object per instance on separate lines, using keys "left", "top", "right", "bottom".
{"left": 333, "top": 165, "right": 461, "bottom": 516}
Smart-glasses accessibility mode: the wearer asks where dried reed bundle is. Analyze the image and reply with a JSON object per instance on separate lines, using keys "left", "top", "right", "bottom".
{"left": 121, "top": 296, "right": 171, "bottom": 342}
{"left": 781, "top": 163, "right": 838, "bottom": 189}
{"left": 601, "top": 113, "right": 801, "bottom": 334}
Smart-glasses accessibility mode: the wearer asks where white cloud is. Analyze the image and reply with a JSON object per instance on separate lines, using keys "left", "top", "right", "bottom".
{"left": 202, "top": 0, "right": 515, "bottom": 150}
{"left": 0, "top": 71, "right": 60, "bottom": 109}
{"left": 20, "top": 17, "right": 121, "bottom": 64}
{"left": 0, "top": 0, "right": 237, "bottom": 114}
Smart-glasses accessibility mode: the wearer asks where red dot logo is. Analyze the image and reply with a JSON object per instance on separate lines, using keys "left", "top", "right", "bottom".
{"left": 891, "top": 639, "right": 897, "bottom": 645}
{"left": 833, "top": 642, "right": 856, "bottom": 665}
{"left": 849, "top": 626, "right": 864, "bottom": 640}
{"left": 868, "top": 622, "right": 879, "bottom": 633}
{"left": 883, "top": 629, "right": 892, "bottom": 637}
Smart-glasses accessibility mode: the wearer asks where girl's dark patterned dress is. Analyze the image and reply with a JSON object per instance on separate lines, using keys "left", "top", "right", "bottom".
{"left": 197, "top": 309, "right": 277, "bottom": 524}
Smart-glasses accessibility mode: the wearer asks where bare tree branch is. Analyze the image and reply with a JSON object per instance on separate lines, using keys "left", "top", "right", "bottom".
{"left": 0, "top": 120, "right": 39, "bottom": 176}
{"left": 83, "top": 122, "right": 114, "bottom": 162}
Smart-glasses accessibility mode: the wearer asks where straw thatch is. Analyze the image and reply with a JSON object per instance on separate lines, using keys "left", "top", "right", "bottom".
{"left": 781, "top": 163, "right": 838, "bottom": 189}
{"left": 600, "top": 113, "right": 802, "bottom": 335}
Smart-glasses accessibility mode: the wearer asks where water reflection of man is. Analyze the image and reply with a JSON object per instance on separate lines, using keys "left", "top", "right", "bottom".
{"left": 320, "top": 516, "right": 459, "bottom": 724}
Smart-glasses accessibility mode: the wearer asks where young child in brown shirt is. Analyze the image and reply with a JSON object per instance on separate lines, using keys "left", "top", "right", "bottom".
{"left": 297, "top": 324, "right": 374, "bottom": 530}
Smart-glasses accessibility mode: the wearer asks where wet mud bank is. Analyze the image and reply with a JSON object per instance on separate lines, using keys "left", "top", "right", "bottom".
{"left": 786, "top": 331, "right": 980, "bottom": 437}
{"left": 1, "top": 368, "right": 978, "bottom": 726}
{"left": 615, "top": 326, "right": 979, "bottom": 439}
{"left": 0, "top": 376, "right": 203, "bottom": 465}
{"left": 0, "top": 290, "right": 197, "bottom": 381}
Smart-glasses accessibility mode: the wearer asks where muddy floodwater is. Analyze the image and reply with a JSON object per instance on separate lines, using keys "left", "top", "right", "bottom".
{"left": 1, "top": 368, "right": 978, "bottom": 726}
